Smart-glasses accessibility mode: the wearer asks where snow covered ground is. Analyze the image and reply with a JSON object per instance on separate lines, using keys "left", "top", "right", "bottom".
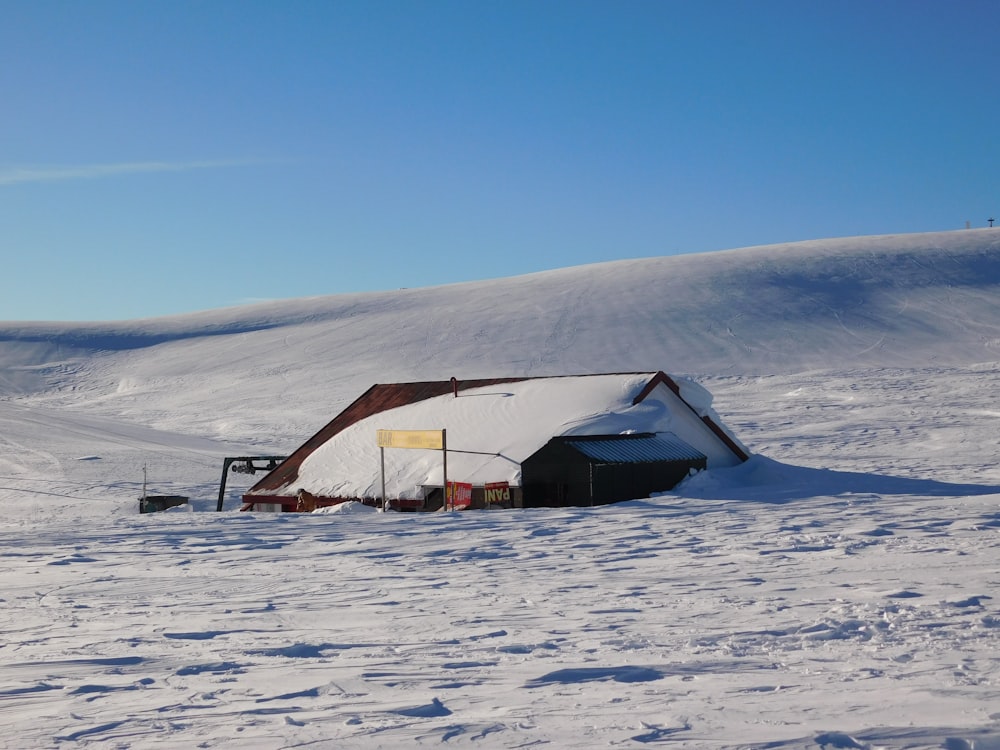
{"left": 3, "top": 230, "right": 1000, "bottom": 748}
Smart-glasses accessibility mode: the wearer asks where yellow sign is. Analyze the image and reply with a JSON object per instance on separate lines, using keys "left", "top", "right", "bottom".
{"left": 377, "top": 429, "right": 444, "bottom": 450}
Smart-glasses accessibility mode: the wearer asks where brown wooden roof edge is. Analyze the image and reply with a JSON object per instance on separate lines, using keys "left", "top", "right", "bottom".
{"left": 246, "top": 382, "right": 380, "bottom": 494}
{"left": 633, "top": 371, "right": 750, "bottom": 462}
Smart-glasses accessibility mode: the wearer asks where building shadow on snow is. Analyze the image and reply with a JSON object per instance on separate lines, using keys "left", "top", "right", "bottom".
{"left": 659, "top": 455, "right": 1000, "bottom": 503}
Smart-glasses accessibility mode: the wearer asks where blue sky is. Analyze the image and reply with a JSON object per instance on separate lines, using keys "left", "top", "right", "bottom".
{"left": 2, "top": 0, "right": 998, "bottom": 321}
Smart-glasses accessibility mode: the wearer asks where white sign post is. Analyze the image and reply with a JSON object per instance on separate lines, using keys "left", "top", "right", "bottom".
{"left": 376, "top": 429, "right": 447, "bottom": 511}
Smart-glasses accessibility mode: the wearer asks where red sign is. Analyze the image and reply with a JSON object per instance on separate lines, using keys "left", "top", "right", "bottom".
{"left": 484, "top": 481, "right": 510, "bottom": 506}
{"left": 447, "top": 481, "right": 473, "bottom": 510}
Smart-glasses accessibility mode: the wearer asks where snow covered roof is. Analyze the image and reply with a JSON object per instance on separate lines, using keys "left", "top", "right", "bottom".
{"left": 246, "top": 372, "right": 748, "bottom": 502}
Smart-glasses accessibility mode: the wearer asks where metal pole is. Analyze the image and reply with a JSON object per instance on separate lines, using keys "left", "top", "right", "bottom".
{"left": 380, "top": 446, "right": 386, "bottom": 511}
{"left": 216, "top": 457, "right": 234, "bottom": 512}
{"left": 442, "top": 429, "right": 448, "bottom": 511}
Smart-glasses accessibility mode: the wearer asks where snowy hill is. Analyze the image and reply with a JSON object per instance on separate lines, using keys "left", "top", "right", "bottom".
{"left": 3, "top": 229, "right": 1000, "bottom": 447}
{"left": 3, "top": 229, "right": 1000, "bottom": 749}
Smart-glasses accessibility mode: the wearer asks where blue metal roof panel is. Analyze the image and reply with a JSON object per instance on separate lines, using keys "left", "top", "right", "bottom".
{"left": 565, "top": 434, "right": 706, "bottom": 464}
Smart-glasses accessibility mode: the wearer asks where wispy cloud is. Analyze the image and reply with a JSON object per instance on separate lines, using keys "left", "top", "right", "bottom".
{"left": 0, "top": 159, "right": 261, "bottom": 186}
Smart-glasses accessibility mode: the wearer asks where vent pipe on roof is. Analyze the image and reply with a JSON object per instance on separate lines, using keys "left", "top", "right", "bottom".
{"left": 451, "top": 376, "right": 459, "bottom": 397}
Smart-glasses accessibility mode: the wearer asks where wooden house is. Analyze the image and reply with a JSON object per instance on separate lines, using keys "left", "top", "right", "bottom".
{"left": 242, "top": 372, "right": 748, "bottom": 512}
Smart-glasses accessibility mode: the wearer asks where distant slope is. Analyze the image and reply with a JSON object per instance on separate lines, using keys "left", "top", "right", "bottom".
{"left": 3, "top": 229, "right": 1000, "bottom": 445}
